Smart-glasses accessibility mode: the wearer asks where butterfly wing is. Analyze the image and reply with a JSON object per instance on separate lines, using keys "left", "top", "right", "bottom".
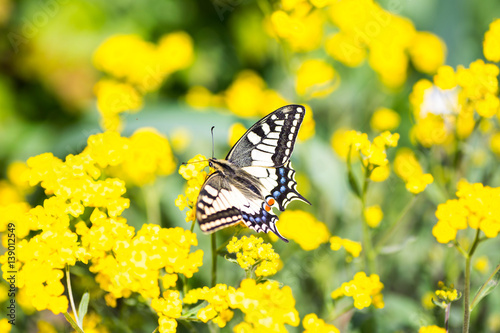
{"left": 196, "top": 169, "right": 288, "bottom": 241}
{"left": 226, "top": 104, "right": 306, "bottom": 168}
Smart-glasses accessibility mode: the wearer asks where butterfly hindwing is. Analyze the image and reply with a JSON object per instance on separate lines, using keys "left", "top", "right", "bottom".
{"left": 226, "top": 105, "right": 306, "bottom": 168}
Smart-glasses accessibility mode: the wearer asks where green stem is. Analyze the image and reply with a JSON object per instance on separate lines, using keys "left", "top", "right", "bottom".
{"left": 65, "top": 266, "right": 80, "bottom": 329}
{"left": 326, "top": 304, "right": 355, "bottom": 323}
{"left": 361, "top": 165, "right": 375, "bottom": 274}
{"left": 211, "top": 233, "right": 217, "bottom": 287}
{"left": 463, "top": 228, "right": 481, "bottom": 333}
{"left": 375, "top": 195, "right": 418, "bottom": 253}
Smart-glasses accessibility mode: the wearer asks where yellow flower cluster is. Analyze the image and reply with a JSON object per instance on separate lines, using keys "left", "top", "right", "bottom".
{"left": 394, "top": 148, "right": 434, "bottom": 194}
{"left": 411, "top": 57, "right": 499, "bottom": 147}
{"left": 0, "top": 161, "right": 32, "bottom": 206}
{"left": 175, "top": 154, "right": 208, "bottom": 223}
{"left": 80, "top": 219, "right": 203, "bottom": 305}
{"left": 0, "top": 130, "right": 193, "bottom": 315}
{"left": 274, "top": 210, "right": 330, "bottom": 250}
{"left": 151, "top": 290, "right": 183, "bottom": 333}
{"left": 331, "top": 272, "right": 384, "bottom": 310}
{"left": 184, "top": 284, "right": 235, "bottom": 328}
{"left": 229, "top": 278, "right": 300, "bottom": 332}
{"left": 346, "top": 130, "right": 399, "bottom": 166}
{"left": 419, "top": 325, "right": 447, "bottom": 333}
{"left": 434, "top": 281, "right": 459, "bottom": 307}
{"left": 269, "top": 1, "right": 325, "bottom": 52}
{"left": 326, "top": 0, "right": 445, "bottom": 87}
{"left": 433, "top": 180, "right": 500, "bottom": 243}
{"left": 484, "top": 19, "right": 500, "bottom": 62}
{"left": 227, "top": 236, "right": 280, "bottom": 277}
{"left": 329, "top": 236, "right": 362, "bottom": 258}
{"left": 87, "top": 129, "right": 176, "bottom": 186}
{"left": 303, "top": 313, "right": 340, "bottom": 333}
{"left": 185, "top": 71, "right": 316, "bottom": 141}
{"left": 93, "top": 32, "right": 194, "bottom": 130}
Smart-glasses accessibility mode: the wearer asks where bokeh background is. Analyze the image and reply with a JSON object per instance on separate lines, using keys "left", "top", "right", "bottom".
{"left": 1, "top": 0, "right": 500, "bottom": 332}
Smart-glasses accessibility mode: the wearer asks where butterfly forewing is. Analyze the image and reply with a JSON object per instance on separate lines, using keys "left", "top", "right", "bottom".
{"left": 226, "top": 105, "right": 306, "bottom": 168}
{"left": 196, "top": 104, "right": 309, "bottom": 242}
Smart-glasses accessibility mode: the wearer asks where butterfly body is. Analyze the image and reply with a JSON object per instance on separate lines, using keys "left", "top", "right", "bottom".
{"left": 196, "top": 105, "right": 310, "bottom": 242}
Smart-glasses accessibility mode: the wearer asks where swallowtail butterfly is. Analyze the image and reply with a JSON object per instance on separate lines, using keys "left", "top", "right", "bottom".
{"left": 196, "top": 105, "right": 310, "bottom": 242}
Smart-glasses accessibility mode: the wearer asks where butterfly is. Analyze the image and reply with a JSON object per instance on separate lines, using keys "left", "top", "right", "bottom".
{"left": 195, "top": 104, "right": 310, "bottom": 242}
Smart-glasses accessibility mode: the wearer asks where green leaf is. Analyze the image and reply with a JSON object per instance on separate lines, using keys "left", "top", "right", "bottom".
{"left": 77, "top": 292, "right": 90, "bottom": 328}
{"left": 470, "top": 264, "right": 500, "bottom": 312}
{"left": 347, "top": 168, "right": 361, "bottom": 198}
{"left": 63, "top": 312, "right": 85, "bottom": 333}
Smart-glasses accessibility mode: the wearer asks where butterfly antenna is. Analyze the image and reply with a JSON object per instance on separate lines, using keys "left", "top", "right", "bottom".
{"left": 210, "top": 126, "right": 215, "bottom": 159}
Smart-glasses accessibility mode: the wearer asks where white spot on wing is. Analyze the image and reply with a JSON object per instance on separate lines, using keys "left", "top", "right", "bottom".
{"left": 205, "top": 185, "right": 218, "bottom": 197}
{"left": 268, "top": 132, "right": 280, "bottom": 139}
{"left": 262, "top": 123, "right": 270, "bottom": 134}
{"left": 251, "top": 149, "right": 273, "bottom": 162}
{"left": 275, "top": 120, "right": 285, "bottom": 126}
{"left": 258, "top": 144, "right": 275, "bottom": 153}
{"left": 247, "top": 131, "right": 261, "bottom": 144}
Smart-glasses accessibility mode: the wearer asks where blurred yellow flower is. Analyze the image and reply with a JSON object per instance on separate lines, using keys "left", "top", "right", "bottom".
{"left": 394, "top": 148, "right": 433, "bottom": 194}
{"left": 370, "top": 107, "right": 401, "bottom": 132}
{"left": 419, "top": 325, "right": 446, "bottom": 333}
{"left": 490, "top": 132, "right": 500, "bottom": 156}
{"left": 331, "top": 272, "right": 384, "bottom": 309}
{"left": 325, "top": 32, "right": 366, "bottom": 67}
{"left": 473, "top": 255, "right": 490, "bottom": 274}
{"left": 364, "top": 205, "right": 383, "bottom": 228}
{"left": 296, "top": 59, "right": 339, "bottom": 99}
{"left": 484, "top": 19, "right": 500, "bottom": 62}
{"left": 228, "top": 122, "right": 247, "bottom": 147}
{"left": 298, "top": 104, "right": 316, "bottom": 141}
{"left": 421, "top": 291, "right": 436, "bottom": 310}
{"left": 330, "top": 128, "right": 358, "bottom": 161}
{"left": 276, "top": 210, "right": 330, "bottom": 251}
{"left": 185, "top": 85, "right": 214, "bottom": 110}
{"left": 303, "top": 313, "right": 339, "bottom": 333}
{"left": 369, "top": 164, "right": 390, "bottom": 182}
{"left": 330, "top": 236, "right": 362, "bottom": 257}
{"left": 409, "top": 32, "right": 446, "bottom": 74}
{"left": 157, "top": 31, "right": 194, "bottom": 76}
{"left": 152, "top": 290, "right": 183, "bottom": 333}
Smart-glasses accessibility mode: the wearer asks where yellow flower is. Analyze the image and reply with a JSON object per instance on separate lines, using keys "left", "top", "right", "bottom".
{"left": 152, "top": 290, "right": 183, "bottom": 333}
{"left": 94, "top": 79, "right": 143, "bottom": 117}
{"left": 184, "top": 284, "right": 235, "bottom": 327}
{"left": 157, "top": 31, "right": 194, "bottom": 76}
{"left": 227, "top": 236, "right": 280, "bottom": 277}
{"left": 490, "top": 133, "right": 500, "bottom": 156}
{"left": 269, "top": 9, "right": 324, "bottom": 52}
{"left": 176, "top": 154, "right": 208, "bottom": 223}
{"left": 434, "top": 65, "right": 457, "bottom": 90}
{"left": 433, "top": 180, "right": 500, "bottom": 243}
{"left": 297, "top": 104, "right": 316, "bottom": 141}
{"left": 225, "top": 69, "right": 266, "bottom": 117}
{"left": 228, "top": 123, "right": 247, "bottom": 147}
{"left": 434, "top": 281, "right": 460, "bottom": 308}
{"left": 421, "top": 291, "right": 436, "bottom": 310}
{"left": 364, "top": 205, "right": 383, "bottom": 228}
{"left": 473, "top": 255, "right": 490, "bottom": 274}
{"left": 369, "top": 164, "right": 390, "bottom": 182}
{"left": 228, "top": 279, "right": 300, "bottom": 331}
{"left": 325, "top": 32, "right": 366, "bottom": 67}
{"left": 0, "top": 318, "right": 11, "bottom": 333}
{"left": 419, "top": 325, "right": 447, "bottom": 333}
{"left": 329, "top": 236, "right": 362, "bottom": 258}
{"left": 296, "top": 59, "right": 339, "bottom": 99}
{"left": 185, "top": 86, "right": 215, "bottom": 110}
{"left": 484, "top": 19, "right": 500, "bottom": 62}
{"left": 303, "top": 313, "right": 339, "bottom": 333}
{"left": 330, "top": 128, "right": 359, "bottom": 161}
{"left": 331, "top": 272, "right": 384, "bottom": 310}
{"left": 408, "top": 32, "right": 446, "bottom": 74}
{"left": 370, "top": 107, "right": 400, "bottom": 132}
{"left": 275, "top": 210, "right": 330, "bottom": 251}
{"left": 394, "top": 148, "right": 433, "bottom": 194}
